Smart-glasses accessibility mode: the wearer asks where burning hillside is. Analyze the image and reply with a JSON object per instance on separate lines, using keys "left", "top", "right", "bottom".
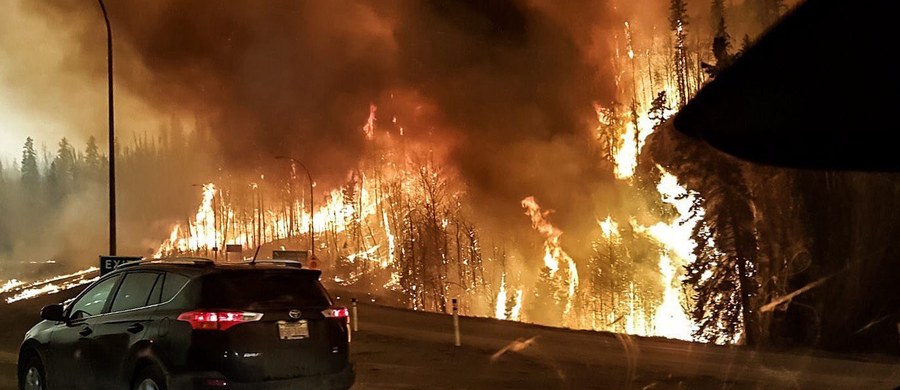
{"left": 153, "top": 95, "right": 703, "bottom": 341}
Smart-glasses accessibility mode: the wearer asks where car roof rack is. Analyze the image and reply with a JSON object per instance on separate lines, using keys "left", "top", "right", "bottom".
{"left": 115, "top": 257, "right": 215, "bottom": 270}
{"left": 240, "top": 259, "right": 304, "bottom": 268}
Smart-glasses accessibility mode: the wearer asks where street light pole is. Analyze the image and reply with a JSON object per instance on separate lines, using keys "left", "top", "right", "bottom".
{"left": 98, "top": 0, "right": 117, "bottom": 256}
{"left": 276, "top": 156, "right": 315, "bottom": 254}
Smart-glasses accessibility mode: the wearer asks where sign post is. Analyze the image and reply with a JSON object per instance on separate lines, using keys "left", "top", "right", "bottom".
{"left": 99, "top": 256, "right": 143, "bottom": 276}
{"left": 452, "top": 298, "right": 461, "bottom": 347}
{"left": 225, "top": 244, "right": 242, "bottom": 262}
{"left": 351, "top": 298, "right": 359, "bottom": 332}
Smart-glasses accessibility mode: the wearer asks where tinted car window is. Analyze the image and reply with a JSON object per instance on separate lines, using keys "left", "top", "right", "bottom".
{"left": 69, "top": 275, "right": 120, "bottom": 319}
{"left": 202, "top": 271, "right": 331, "bottom": 309}
{"left": 110, "top": 272, "right": 159, "bottom": 312}
{"left": 161, "top": 272, "right": 190, "bottom": 302}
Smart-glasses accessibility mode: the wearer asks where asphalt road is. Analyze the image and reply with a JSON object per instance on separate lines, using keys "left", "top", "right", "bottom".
{"left": 1, "top": 288, "right": 898, "bottom": 389}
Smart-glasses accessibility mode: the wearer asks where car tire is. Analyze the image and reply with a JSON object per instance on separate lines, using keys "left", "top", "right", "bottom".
{"left": 19, "top": 354, "right": 46, "bottom": 390}
{"left": 132, "top": 364, "right": 167, "bottom": 390}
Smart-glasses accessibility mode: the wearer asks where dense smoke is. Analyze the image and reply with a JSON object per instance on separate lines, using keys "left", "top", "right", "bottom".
{"left": 8, "top": 0, "right": 852, "bottom": 350}
{"left": 3, "top": 0, "right": 795, "bottom": 270}
{"left": 9, "top": 0, "right": 635, "bottom": 260}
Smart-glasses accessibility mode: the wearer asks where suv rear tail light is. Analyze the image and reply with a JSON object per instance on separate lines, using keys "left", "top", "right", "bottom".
{"left": 322, "top": 307, "right": 349, "bottom": 319}
{"left": 322, "top": 307, "right": 351, "bottom": 342}
{"left": 177, "top": 310, "right": 263, "bottom": 331}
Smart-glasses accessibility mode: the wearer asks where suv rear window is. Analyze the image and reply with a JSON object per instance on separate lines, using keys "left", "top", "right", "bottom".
{"left": 201, "top": 270, "right": 331, "bottom": 309}
{"left": 110, "top": 272, "right": 160, "bottom": 312}
{"left": 161, "top": 272, "right": 189, "bottom": 302}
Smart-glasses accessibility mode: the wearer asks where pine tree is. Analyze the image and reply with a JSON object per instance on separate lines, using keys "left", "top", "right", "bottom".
{"left": 701, "top": 16, "right": 734, "bottom": 78}
{"left": 669, "top": 0, "right": 690, "bottom": 107}
{"left": 713, "top": 16, "right": 732, "bottom": 62}
{"left": 588, "top": 230, "right": 630, "bottom": 331}
{"left": 85, "top": 136, "right": 102, "bottom": 172}
{"left": 710, "top": 0, "right": 725, "bottom": 32}
{"left": 533, "top": 266, "right": 566, "bottom": 324}
{"left": 648, "top": 91, "right": 671, "bottom": 128}
{"left": 48, "top": 137, "right": 77, "bottom": 200}
{"left": 595, "top": 102, "right": 624, "bottom": 162}
{"left": 678, "top": 160, "right": 760, "bottom": 345}
{"left": 20, "top": 137, "right": 40, "bottom": 192}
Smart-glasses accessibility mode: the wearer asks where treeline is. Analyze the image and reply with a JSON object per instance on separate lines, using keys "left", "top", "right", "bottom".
{"left": 0, "top": 124, "right": 216, "bottom": 270}
{"left": 602, "top": 0, "right": 796, "bottom": 344}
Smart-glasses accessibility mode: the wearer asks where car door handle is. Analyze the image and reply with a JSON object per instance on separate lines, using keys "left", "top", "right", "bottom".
{"left": 127, "top": 323, "right": 144, "bottom": 334}
{"left": 79, "top": 326, "right": 93, "bottom": 336}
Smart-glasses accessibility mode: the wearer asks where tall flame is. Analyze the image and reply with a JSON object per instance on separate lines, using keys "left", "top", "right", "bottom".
{"left": 363, "top": 103, "right": 377, "bottom": 139}
{"left": 624, "top": 168, "right": 702, "bottom": 340}
{"left": 495, "top": 272, "right": 524, "bottom": 321}
{"left": 521, "top": 196, "right": 579, "bottom": 320}
{"left": 495, "top": 273, "right": 508, "bottom": 319}
{"left": 599, "top": 215, "right": 619, "bottom": 238}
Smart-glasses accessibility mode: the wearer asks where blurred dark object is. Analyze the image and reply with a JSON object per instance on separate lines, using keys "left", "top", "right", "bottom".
{"left": 674, "top": 0, "right": 900, "bottom": 171}
{"left": 673, "top": 0, "right": 900, "bottom": 356}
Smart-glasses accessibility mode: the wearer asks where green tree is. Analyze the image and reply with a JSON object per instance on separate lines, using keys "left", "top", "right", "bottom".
{"left": 20, "top": 137, "right": 40, "bottom": 192}
{"left": 48, "top": 137, "right": 77, "bottom": 200}
{"left": 84, "top": 136, "right": 102, "bottom": 178}
{"left": 649, "top": 127, "right": 762, "bottom": 345}
{"left": 679, "top": 159, "right": 759, "bottom": 345}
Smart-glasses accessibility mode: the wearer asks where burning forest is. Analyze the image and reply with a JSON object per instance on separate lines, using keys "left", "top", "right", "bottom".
{"left": 16, "top": 0, "right": 895, "bottom": 356}
{"left": 137, "top": 0, "right": 795, "bottom": 343}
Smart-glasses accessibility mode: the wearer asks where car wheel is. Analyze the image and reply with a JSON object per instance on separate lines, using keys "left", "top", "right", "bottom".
{"left": 132, "top": 364, "right": 167, "bottom": 390}
{"left": 19, "top": 354, "right": 46, "bottom": 390}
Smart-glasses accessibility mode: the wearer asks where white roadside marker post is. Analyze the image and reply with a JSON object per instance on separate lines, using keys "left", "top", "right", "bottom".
{"left": 352, "top": 298, "right": 359, "bottom": 332}
{"left": 452, "top": 298, "right": 461, "bottom": 347}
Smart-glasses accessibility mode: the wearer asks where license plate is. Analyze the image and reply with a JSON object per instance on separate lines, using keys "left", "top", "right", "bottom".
{"left": 277, "top": 320, "right": 309, "bottom": 340}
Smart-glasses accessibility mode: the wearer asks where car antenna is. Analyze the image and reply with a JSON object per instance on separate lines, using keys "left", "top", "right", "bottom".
{"left": 250, "top": 245, "right": 261, "bottom": 265}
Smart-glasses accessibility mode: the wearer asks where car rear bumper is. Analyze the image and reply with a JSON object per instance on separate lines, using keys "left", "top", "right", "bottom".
{"left": 168, "top": 363, "right": 355, "bottom": 390}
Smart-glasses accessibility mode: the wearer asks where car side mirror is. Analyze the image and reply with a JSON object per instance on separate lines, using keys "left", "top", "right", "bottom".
{"left": 40, "top": 304, "right": 66, "bottom": 322}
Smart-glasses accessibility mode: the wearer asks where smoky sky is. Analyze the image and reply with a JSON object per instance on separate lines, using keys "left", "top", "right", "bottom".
{"left": 26, "top": 0, "right": 622, "bottom": 242}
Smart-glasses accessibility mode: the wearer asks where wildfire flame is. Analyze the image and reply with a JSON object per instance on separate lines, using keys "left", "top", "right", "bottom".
{"left": 495, "top": 273, "right": 524, "bottom": 321}
{"left": 2, "top": 267, "right": 100, "bottom": 304}
{"left": 521, "top": 196, "right": 579, "bottom": 321}
{"left": 599, "top": 215, "right": 619, "bottom": 238}
{"left": 624, "top": 169, "right": 702, "bottom": 340}
{"left": 363, "top": 103, "right": 377, "bottom": 139}
{"left": 495, "top": 273, "right": 508, "bottom": 319}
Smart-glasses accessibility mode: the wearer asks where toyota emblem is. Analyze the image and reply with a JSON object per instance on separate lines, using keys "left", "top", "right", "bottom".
{"left": 289, "top": 309, "right": 302, "bottom": 319}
